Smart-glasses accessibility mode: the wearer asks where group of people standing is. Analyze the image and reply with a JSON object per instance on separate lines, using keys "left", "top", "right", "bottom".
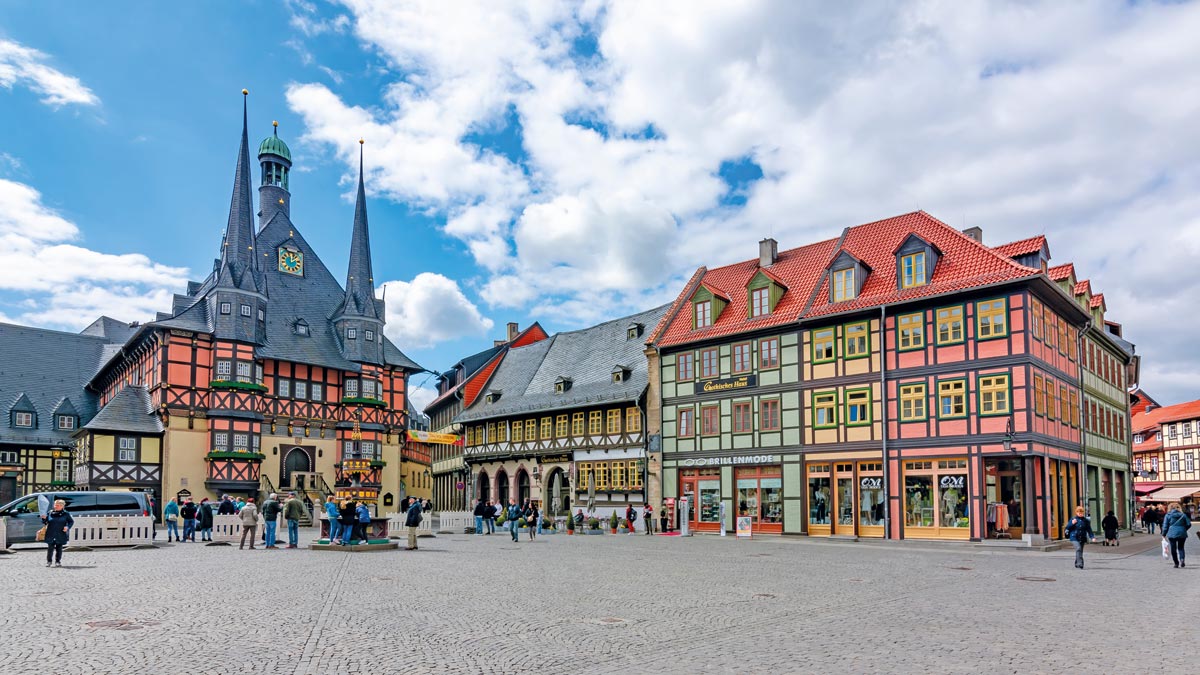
{"left": 472, "top": 499, "right": 546, "bottom": 541}
{"left": 163, "top": 496, "right": 221, "bottom": 542}
{"left": 321, "top": 496, "right": 425, "bottom": 550}
{"left": 161, "top": 493, "right": 306, "bottom": 549}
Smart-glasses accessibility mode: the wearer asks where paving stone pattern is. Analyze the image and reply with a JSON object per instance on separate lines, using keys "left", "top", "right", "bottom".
{"left": 0, "top": 530, "right": 1186, "bottom": 674}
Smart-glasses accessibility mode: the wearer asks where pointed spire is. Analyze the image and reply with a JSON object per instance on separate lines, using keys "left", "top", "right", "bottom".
{"left": 216, "top": 88, "right": 259, "bottom": 292}
{"left": 339, "top": 138, "right": 379, "bottom": 320}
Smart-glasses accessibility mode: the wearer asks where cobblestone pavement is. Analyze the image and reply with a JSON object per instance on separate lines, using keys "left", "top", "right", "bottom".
{"left": 0, "top": 528, "right": 1186, "bottom": 674}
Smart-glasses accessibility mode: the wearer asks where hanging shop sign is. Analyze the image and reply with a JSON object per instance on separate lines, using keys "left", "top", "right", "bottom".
{"left": 680, "top": 454, "right": 777, "bottom": 468}
{"left": 700, "top": 374, "right": 758, "bottom": 395}
{"left": 406, "top": 430, "right": 462, "bottom": 446}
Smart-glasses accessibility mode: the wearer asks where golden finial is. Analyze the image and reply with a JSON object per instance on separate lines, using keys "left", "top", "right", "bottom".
{"left": 359, "top": 138, "right": 364, "bottom": 145}
{"left": 242, "top": 89, "right": 248, "bottom": 95}
{"left": 278, "top": 198, "right": 285, "bottom": 205}
{"left": 273, "top": 120, "right": 278, "bottom": 128}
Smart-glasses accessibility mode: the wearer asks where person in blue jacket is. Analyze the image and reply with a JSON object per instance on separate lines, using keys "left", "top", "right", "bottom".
{"left": 355, "top": 501, "right": 372, "bottom": 543}
{"left": 1163, "top": 502, "right": 1192, "bottom": 568}
{"left": 1065, "top": 505, "right": 1095, "bottom": 569}
{"left": 325, "top": 499, "right": 342, "bottom": 544}
{"left": 506, "top": 499, "right": 522, "bottom": 542}
{"left": 41, "top": 499, "right": 74, "bottom": 567}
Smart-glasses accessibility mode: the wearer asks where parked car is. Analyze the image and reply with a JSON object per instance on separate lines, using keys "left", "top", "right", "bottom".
{"left": 0, "top": 491, "right": 153, "bottom": 544}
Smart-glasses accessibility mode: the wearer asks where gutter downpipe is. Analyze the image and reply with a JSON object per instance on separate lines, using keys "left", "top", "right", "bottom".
{"left": 1078, "top": 319, "right": 1093, "bottom": 524}
{"left": 880, "top": 304, "right": 890, "bottom": 539}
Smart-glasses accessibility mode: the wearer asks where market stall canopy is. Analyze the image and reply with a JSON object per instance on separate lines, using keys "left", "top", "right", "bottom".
{"left": 1137, "top": 486, "right": 1197, "bottom": 502}
{"left": 1133, "top": 482, "right": 1164, "bottom": 494}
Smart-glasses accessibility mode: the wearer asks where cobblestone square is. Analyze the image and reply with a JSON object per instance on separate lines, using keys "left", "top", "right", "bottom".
{"left": 0, "top": 529, "right": 1183, "bottom": 674}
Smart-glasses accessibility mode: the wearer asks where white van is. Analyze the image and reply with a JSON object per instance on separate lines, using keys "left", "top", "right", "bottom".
{"left": 0, "top": 491, "right": 153, "bottom": 544}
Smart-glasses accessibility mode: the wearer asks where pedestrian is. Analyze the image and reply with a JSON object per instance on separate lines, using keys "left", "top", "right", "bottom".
{"left": 355, "top": 501, "right": 372, "bottom": 543}
{"left": 148, "top": 495, "right": 158, "bottom": 540}
{"left": 198, "top": 497, "right": 214, "bottom": 542}
{"left": 643, "top": 504, "right": 655, "bottom": 535}
{"left": 1065, "top": 506, "right": 1095, "bottom": 569}
{"left": 218, "top": 495, "right": 237, "bottom": 515}
{"left": 284, "top": 492, "right": 304, "bottom": 549}
{"left": 527, "top": 503, "right": 539, "bottom": 541}
{"left": 164, "top": 497, "right": 181, "bottom": 542}
{"left": 423, "top": 499, "right": 432, "bottom": 513}
{"left": 325, "top": 499, "right": 342, "bottom": 544}
{"left": 625, "top": 504, "right": 637, "bottom": 536}
{"left": 473, "top": 499, "right": 486, "bottom": 536}
{"left": 506, "top": 499, "right": 522, "bottom": 542}
{"left": 238, "top": 498, "right": 259, "bottom": 550}
{"left": 338, "top": 499, "right": 357, "bottom": 545}
{"left": 485, "top": 500, "right": 497, "bottom": 534}
{"left": 1138, "top": 505, "right": 1148, "bottom": 532}
{"left": 180, "top": 499, "right": 198, "bottom": 542}
{"left": 1163, "top": 502, "right": 1192, "bottom": 568}
{"left": 1101, "top": 510, "right": 1119, "bottom": 546}
{"left": 400, "top": 496, "right": 410, "bottom": 514}
{"left": 235, "top": 497, "right": 246, "bottom": 513}
{"left": 405, "top": 496, "right": 423, "bottom": 550}
{"left": 261, "top": 493, "right": 282, "bottom": 549}
{"left": 41, "top": 498, "right": 74, "bottom": 567}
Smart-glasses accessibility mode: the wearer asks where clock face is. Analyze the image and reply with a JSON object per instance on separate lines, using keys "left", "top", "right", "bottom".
{"left": 278, "top": 248, "right": 303, "bottom": 275}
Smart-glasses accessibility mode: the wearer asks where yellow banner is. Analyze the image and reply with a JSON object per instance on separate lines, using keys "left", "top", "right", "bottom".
{"left": 407, "top": 430, "right": 462, "bottom": 446}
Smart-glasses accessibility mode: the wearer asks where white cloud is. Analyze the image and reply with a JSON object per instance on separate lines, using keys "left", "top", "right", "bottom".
{"left": 379, "top": 272, "right": 494, "bottom": 349}
{"left": 0, "top": 38, "right": 99, "bottom": 107}
{"left": 408, "top": 384, "right": 438, "bottom": 413}
{"left": 0, "top": 177, "right": 188, "bottom": 329}
{"left": 292, "top": 0, "right": 1200, "bottom": 401}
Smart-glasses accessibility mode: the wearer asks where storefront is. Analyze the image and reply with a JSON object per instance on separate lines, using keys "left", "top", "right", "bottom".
{"left": 984, "top": 458, "right": 1025, "bottom": 538}
{"left": 1047, "top": 458, "right": 1077, "bottom": 540}
{"left": 735, "top": 465, "right": 782, "bottom": 534}
{"left": 806, "top": 460, "right": 884, "bottom": 538}
{"left": 679, "top": 467, "right": 721, "bottom": 532}
{"left": 901, "top": 458, "right": 970, "bottom": 540}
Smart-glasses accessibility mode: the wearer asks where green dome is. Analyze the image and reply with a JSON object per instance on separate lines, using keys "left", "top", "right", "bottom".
{"left": 258, "top": 131, "right": 291, "bottom": 162}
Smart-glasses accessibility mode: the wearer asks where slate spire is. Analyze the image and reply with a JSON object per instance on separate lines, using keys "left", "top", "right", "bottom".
{"left": 338, "top": 140, "right": 380, "bottom": 321}
{"left": 216, "top": 89, "right": 261, "bottom": 292}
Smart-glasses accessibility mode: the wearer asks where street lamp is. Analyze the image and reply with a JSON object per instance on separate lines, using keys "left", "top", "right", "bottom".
{"left": 1002, "top": 417, "right": 1015, "bottom": 453}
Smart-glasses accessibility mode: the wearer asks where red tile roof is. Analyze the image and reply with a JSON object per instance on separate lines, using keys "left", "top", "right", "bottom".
{"left": 647, "top": 267, "right": 707, "bottom": 345}
{"left": 1151, "top": 399, "right": 1200, "bottom": 425}
{"left": 1074, "top": 279, "right": 1091, "bottom": 297}
{"left": 1047, "top": 263, "right": 1074, "bottom": 282}
{"left": 1090, "top": 293, "right": 1105, "bottom": 309}
{"left": 992, "top": 235, "right": 1048, "bottom": 259}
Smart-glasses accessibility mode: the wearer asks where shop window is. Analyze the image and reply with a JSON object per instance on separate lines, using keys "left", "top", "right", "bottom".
{"left": 700, "top": 348, "right": 719, "bottom": 378}
{"left": 844, "top": 321, "right": 868, "bottom": 359}
{"left": 733, "top": 402, "right": 753, "bottom": 433}
{"left": 813, "top": 392, "right": 837, "bottom": 428}
{"left": 626, "top": 408, "right": 641, "bottom": 433}
{"left": 606, "top": 410, "right": 621, "bottom": 435}
{"left": 759, "top": 338, "right": 779, "bottom": 369}
{"left": 556, "top": 415, "right": 568, "bottom": 438}
{"left": 737, "top": 466, "right": 782, "bottom": 525}
{"left": 845, "top": 389, "right": 870, "bottom": 426}
{"left": 808, "top": 464, "right": 831, "bottom": 525}
{"left": 677, "top": 353, "right": 694, "bottom": 380}
{"left": 678, "top": 408, "right": 694, "bottom": 437}
{"left": 938, "top": 380, "right": 966, "bottom": 419}
{"left": 760, "top": 399, "right": 781, "bottom": 431}
{"left": 899, "top": 383, "right": 926, "bottom": 421}
{"left": 572, "top": 413, "right": 585, "bottom": 436}
{"left": 903, "top": 459, "right": 969, "bottom": 530}
{"left": 976, "top": 299, "right": 1008, "bottom": 339}
{"left": 812, "top": 328, "right": 835, "bottom": 363}
{"left": 859, "top": 463, "right": 886, "bottom": 527}
{"left": 732, "top": 342, "right": 752, "bottom": 374}
{"left": 588, "top": 412, "right": 602, "bottom": 435}
{"left": 936, "top": 306, "right": 964, "bottom": 345}
{"left": 701, "top": 406, "right": 720, "bottom": 436}
{"left": 898, "top": 313, "right": 924, "bottom": 351}
{"left": 978, "top": 375, "right": 1010, "bottom": 416}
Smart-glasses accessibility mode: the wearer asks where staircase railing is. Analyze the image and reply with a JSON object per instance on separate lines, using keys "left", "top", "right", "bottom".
{"left": 260, "top": 473, "right": 278, "bottom": 502}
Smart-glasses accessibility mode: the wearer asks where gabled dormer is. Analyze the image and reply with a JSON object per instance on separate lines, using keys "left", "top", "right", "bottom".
{"left": 52, "top": 397, "right": 80, "bottom": 431}
{"left": 627, "top": 322, "right": 644, "bottom": 340}
{"left": 1048, "top": 263, "right": 1076, "bottom": 296}
{"left": 1090, "top": 293, "right": 1107, "bottom": 325}
{"left": 1074, "top": 280, "right": 1092, "bottom": 310}
{"left": 691, "top": 282, "right": 729, "bottom": 329}
{"left": 485, "top": 390, "right": 502, "bottom": 404}
{"left": 611, "top": 365, "right": 631, "bottom": 383}
{"left": 893, "top": 234, "right": 940, "bottom": 290}
{"left": 828, "top": 250, "right": 870, "bottom": 303}
{"left": 293, "top": 318, "right": 310, "bottom": 336}
{"left": 9, "top": 393, "right": 36, "bottom": 429}
{"left": 554, "top": 376, "right": 573, "bottom": 394}
{"left": 746, "top": 268, "right": 788, "bottom": 318}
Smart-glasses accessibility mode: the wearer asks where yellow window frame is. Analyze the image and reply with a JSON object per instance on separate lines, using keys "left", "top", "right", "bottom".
{"left": 626, "top": 407, "right": 641, "bottom": 433}
{"left": 613, "top": 461, "right": 627, "bottom": 489}
{"left": 936, "top": 306, "right": 964, "bottom": 345}
{"left": 525, "top": 419, "right": 537, "bottom": 440}
{"left": 555, "top": 415, "right": 568, "bottom": 438}
{"left": 978, "top": 375, "right": 1010, "bottom": 415}
{"left": 976, "top": 299, "right": 1008, "bottom": 340}
{"left": 833, "top": 267, "right": 856, "bottom": 302}
{"left": 899, "top": 383, "right": 926, "bottom": 421}
{"left": 898, "top": 312, "right": 924, "bottom": 351}
{"left": 588, "top": 411, "right": 602, "bottom": 434}
{"left": 812, "top": 328, "right": 836, "bottom": 363}
{"left": 595, "top": 462, "right": 609, "bottom": 489}
{"left": 572, "top": 412, "right": 585, "bottom": 436}
{"left": 900, "top": 252, "right": 926, "bottom": 288}
{"left": 937, "top": 380, "right": 966, "bottom": 419}
{"left": 606, "top": 409, "right": 621, "bottom": 434}
{"left": 540, "top": 417, "right": 552, "bottom": 439}
{"left": 844, "top": 321, "right": 869, "bottom": 359}
{"left": 813, "top": 391, "right": 837, "bottom": 428}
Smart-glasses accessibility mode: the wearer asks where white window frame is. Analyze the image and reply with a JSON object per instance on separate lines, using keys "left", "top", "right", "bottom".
{"left": 240, "top": 304, "right": 251, "bottom": 317}
{"left": 233, "top": 434, "right": 249, "bottom": 451}
{"left": 214, "top": 432, "right": 228, "bottom": 450}
{"left": 14, "top": 412, "right": 33, "bottom": 427}
{"left": 363, "top": 379, "right": 377, "bottom": 397}
{"left": 215, "top": 360, "right": 232, "bottom": 381}
{"left": 57, "top": 415, "right": 75, "bottom": 430}
{"left": 345, "top": 379, "right": 358, "bottom": 397}
{"left": 236, "top": 362, "right": 252, "bottom": 383}
{"left": 365, "top": 330, "right": 374, "bottom": 341}
{"left": 53, "top": 458, "right": 70, "bottom": 482}
{"left": 347, "top": 327, "right": 358, "bottom": 340}
{"left": 295, "top": 382, "right": 307, "bottom": 400}
{"left": 219, "top": 302, "right": 231, "bottom": 315}
{"left": 278, "top": 380, "right": 290, "bottom": 398}
{"left": 0, "top": 450, "right": 18, "bottom": 464}
{"left": 311, "top": 384, "right": 323, "bottom": 402}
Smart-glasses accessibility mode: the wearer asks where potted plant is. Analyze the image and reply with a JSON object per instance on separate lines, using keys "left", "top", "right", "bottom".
{"left": 517, "top": 517, "right": 528, "bottom": 532}
{"left": 566, "top": 518, "right": 574, "bottom": 535}
{"left": 586, "top": 517, "right": 601, "bottom": 534}
{"left": 609, "top": 511, "right": 619, "bottom": 534}
{"left": 496, "top": 513, "right": 506, "bottom": 527}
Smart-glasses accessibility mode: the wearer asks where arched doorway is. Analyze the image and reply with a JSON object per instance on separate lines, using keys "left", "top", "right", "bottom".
{"left": 546, "top": 468, "right": 569, "bottom": 517}
{"left": 283, "top": 447, "right": 311, "bottom": 488}
{"left": 517, "top": 468, "right": 531, "bottom": 505}
{"left": 476, "top": 470, "right": 490, "bottom": 503}
{"left": 497, "top": 470, "right": 510, "bottom": 505}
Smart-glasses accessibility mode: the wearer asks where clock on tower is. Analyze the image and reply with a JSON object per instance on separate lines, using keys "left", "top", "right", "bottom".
{"left": 278, "top": 247, "right": 303, "bottom": 275}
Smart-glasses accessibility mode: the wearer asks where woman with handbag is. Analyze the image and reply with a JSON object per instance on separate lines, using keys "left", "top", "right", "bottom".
{"left": 1163, "top": 502, "right": 1192, "bottom": 568}
{"left": 41, "top": 499, "right": 74, "bottom": 567}
{"left": 164, "top": 498, "right": 180, "bottom": 542}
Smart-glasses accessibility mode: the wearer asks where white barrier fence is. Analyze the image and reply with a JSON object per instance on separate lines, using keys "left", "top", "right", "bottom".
{"left": 385, "top": 512, "right": 433, "bottom": 538}
{"left": 0, "top": 517, "right": 7, "bottom": 550}
{"left": 69, "top": 516, "right": 154, "bottom": 548}
{"left": 211, "top": 514, "right": 284, "bottom": 544}
{"left": 437, "top": 511, "right": 474, "bottom": 533}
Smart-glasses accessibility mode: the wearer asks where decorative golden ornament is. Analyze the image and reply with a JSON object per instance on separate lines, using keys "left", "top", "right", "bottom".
{"left": 242, "top": 89, "right": 249, "bottom": 95}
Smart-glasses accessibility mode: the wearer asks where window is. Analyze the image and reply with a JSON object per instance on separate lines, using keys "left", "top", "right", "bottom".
{"left": 555, "top": 415, "right": 568, "bottom": 438}
{"left": 294, "top": 382, "right": 307, "bottom": 400}
{"left": 628, "top": 460, "right": 643, "bottom": 489}
{"left": 669, "top": 354, "right": 692, "bottom": 383}
{"left": 833, "top": 268, "right": 855, "bottom": 302}
{"left": 577, "top": 462, "right": 592, "bottom": 490}
{"left": 53, "top": 458, "right": 70, "bottom": 483}
{"left": 626, "top": 408, "right": 641, "bottom": 433}
{"left": 214, "top": 432, "right": 228, "bottom": 451}
{"left": 296, "top": 323, "right": 309, "bottom": 336}
{"left": 938, "top": 380, "right": 966, "bottom": 418}
{"left": 118, "top": 437, "right": 137, "bottom": 462}
{"left": 0, "top": 450, "right": 16, "bottom": 464}
{"left": 813, "top": 392, "right": 837, "bottom": 428}
{"left": 220, "top": 302, "right": 231, "bottom": 315}
{"left": 1059, "top": 384, "right": 1070, "bottom": 425}
{"left": 1171, "top": 454, "right": 1180, "bottom": 473}
{"left": 215, "top": 360, "right": 232, "bottom": 381}
{"left": 1185, "top": 422, "right": 1193, "bottom": 438}
{"left": 613, "top": 462, "right": 627, "bottom": 489}
{"left": 606, "top": 409, "right": 621, "bottom": 434}
{"left": 1134, "top": 433, "right": 1144, "bottom": 445}
{"left": 900, "top": 384, "right": 926, "bottom": 421}
{"left": 365, "top": 330, "right": 374, "bottom": 341}
{"left": 1058, "top": 320, "right": 1068, "bottom": 355}
{"left": 363, "top": 379, "right": 377, "bottom": 397}
{"left": 240, "top": 304, "right": 251, "bottom": 317}
{"left": 347, "top": 327, "right": 358, "bottom": 340}
{"left": 258, "top": 309, "right": 264, "bottom": 322}
{"left": 812, "top": 328, "right": 835, "bottom": 363}
{"left": 311, "top": 384, "right": 322, "bottom": 402}
{"left": 495, "top": 422, "right": 508, "bottom": 443}
{"left": 526, "top": 419, "right": 538, "bottom": 440}
{"left": 701, "top": 406, "right": 720, "bottom": 436}
{"left": 1034, "top": 374, "right": 1045, "bottom": 415}
{"left": 1044, "top": 308, "right": 1057, "bottom": 351}
{"left": 898, "top": 313, "right": 924, "bottom": 351}
{"left": 694, "top": 300, "right": 712, "bottom": 328}
{"left": 486, "top": 423, "right": 496, "bottom": 443}
{"left": 732, "top": 343, "right": 752, "bottom": 373}
{"left": 1069, "top": 389, "right": 1079, "bottom": 428}
{"left": 751, "top": 286, "right": 770, "bottom": 317}
{"left": 900, "top": 252, "right": 927, "bottom": 288}
{"left": 1188, "top": 454, "right": 1196, "bottom": 472}
{"left": 57, "top": 415, "right": 75, "bottom": 430}
{"left": 761, "top": 398, "right": 781, "bottom": 431}
{"left": 13, "top": 411, "right": 33, "bottom": 428}
{"left": 595, "top": 462, "right": 609, "bottom": 489}
{"left": 512, "top": 421, "right": 524, "bottom": 443}
{"left": 845, "top": 389, "right": 870, "bottom": 426}
{"left": 759, "top": 338, "right": 779, "bottom": 369}
{"left": 976, "top": 299, "right": 1007, "bottom": 339}
{"left": 572, "top": 413, "right": 585, "bottom": 436}
{"left": 541, "top": 417, "right": 553, "bottom": 439}
{"left": 678, "top": 408, "right": 694, "bottom": 437}
{"left": 1031, "top": 299, "right": 1043, "bottom": 339}
{"left": 936, "top": 306, "right": 964, "bottom": 344}
{"left": 733, "top": 402, "right": 753, "bottom": 433}
{"left": 700, "top": 348, "right": 719, "bottom": 378}
{"left": 278, "top": 379, "right": 291, "bottom": 398}
{"left": 344, "top": 379, "right": 358, "bottom": 397}
{"left": 844, "top": 321, "right": 868, "bottom": 359}
{"left": 978, "top": 375, "right": 1010, "bottom": 415}
{"left": 1045, "top": 378, "right": 1057, "bottom": 421}
{"left": 236, "top": 362, "right": 251, "bottom": 383}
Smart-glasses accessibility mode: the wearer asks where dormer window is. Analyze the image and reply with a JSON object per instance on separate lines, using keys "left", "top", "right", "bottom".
{"left": 746, "top": 269, "right": 787, "bottom": 318}
{"left": 900, "top": 252, "right": 926, "bottom": 288}
{"left": 57, "top": 415, "right": 76, "bottom": 430}
{"left": 486, "top": 391, "right": 502, "bottom": 404}
{"left": 833, "top": 268, "right": 855, "bottom": 302}
{"left": 365, "top": 330, "right": 374, "bottom": 341}
{"left": 695, "top": 300, "right": 712, "bottom": 328}
{"left": 1134, "top": 433, "right": 1143, "bottom": 444}
{"left": 294, "top": 320, "right": 309, "bottom": 336}
{"left": 627, "top": 323, "right": 644, "bottom": 340}
{"left": 750, "top": 287, "right": 769, "bottom": 317}
{"left": 13, "top": 412, "right": 33, "bottom": 428}
{"left": 555, "top": 376, "right": 573, "bottom": 394}
{"left": 611, "top": 366, "right": 631, "bottom": 383}
{"left": 690, "top": 283, "right": 729, "bottom": 329}
{"left": 894, "top": 234, "right": 940, "bottom": 291}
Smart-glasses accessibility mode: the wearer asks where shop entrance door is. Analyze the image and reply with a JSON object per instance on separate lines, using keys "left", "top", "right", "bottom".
{"left": 833, "top": 463, "right": 855, "bottom": 535}
{"left": 984, "top": 458, "right": 1024, "bottom": 539}
{"left": 680, "top": 469, "right": 721, "bottom": 532}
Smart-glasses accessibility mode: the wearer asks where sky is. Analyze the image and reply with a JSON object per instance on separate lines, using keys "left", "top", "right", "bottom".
{"left": 1, "top": 1, "right": 1199, "bottom": 410}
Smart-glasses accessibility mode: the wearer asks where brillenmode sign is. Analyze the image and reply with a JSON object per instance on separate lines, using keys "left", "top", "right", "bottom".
{"left": 700, "top": 374, "right": 757, "bottom": 394}
{"left": 680, "top": 454, "right": 776, "bottom": 467}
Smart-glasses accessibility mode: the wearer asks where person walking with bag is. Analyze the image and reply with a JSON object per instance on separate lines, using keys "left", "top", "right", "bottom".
{"left": 1163, "top": 502, "right": 1192, "bottom": 568}
{"left": 238, "top": 498, "right": 259, "bottom": 550}
{"left": 164, "top": 498, "right": 181, "bottom": 542}
{"left": 283, "top": 492, "right": 304, "bottom": 549}
{"left": 198, "top": 498, "right": 215, "bottom": 542}
{"left": 527, "top": 503, "right": 539, "bottom": 541}
{"left": 1065, "top": 506, "right": 1095, "bottom": 569}
{"left": 41, "top": 499, "right": 74, "bottom": 567}
{"left": 625, "top": 504, "right": 637, "bottom": 536}
{"left": 405, "top": 497, "right": 423, "bottom": 550}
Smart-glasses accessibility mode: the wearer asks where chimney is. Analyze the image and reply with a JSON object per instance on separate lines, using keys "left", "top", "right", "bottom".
{"left": 759, "top": 238, "right": 778, "bottom": 267}
{"left": 507, "top": 322, "right": 519, "bottom": 341}
{"left": 962, "top": 226, "right": 983, "bottom": 243}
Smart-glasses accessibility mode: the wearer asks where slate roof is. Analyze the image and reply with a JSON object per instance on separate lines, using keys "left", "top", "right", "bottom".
{"left": 992, "top": 235, "right": 1048, "bottom": 259}
{"left": 84, "top": 386, "right": 163, "bottom": 434}
{"left": 0, "top": 322, "right": 114, "bottom": 446}
{"left": 456, "top": 305, "right": 669, "bottom": 423}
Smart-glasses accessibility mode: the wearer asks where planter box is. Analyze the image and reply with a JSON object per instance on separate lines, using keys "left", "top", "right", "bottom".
{"left": 585, "top": 529, "right": 604, "bottom": 535}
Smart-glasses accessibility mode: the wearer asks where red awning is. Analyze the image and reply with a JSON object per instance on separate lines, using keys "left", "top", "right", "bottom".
{"left": 1134, "top": 482, "right": 1164, "bottom": 494}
